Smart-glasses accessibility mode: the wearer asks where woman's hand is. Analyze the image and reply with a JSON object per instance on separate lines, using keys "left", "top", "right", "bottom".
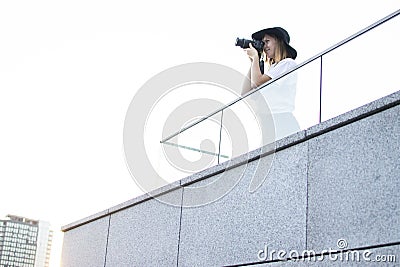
{"left": 244, "top": 43, "right": 259, "bottom": 61}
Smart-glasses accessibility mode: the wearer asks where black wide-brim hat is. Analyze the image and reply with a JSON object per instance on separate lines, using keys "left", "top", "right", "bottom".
{"left": 252, "top": 27, "right": 297, "bottom": 60}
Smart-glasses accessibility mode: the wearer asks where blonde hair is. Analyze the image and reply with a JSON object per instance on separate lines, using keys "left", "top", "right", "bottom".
{"left": 264, "top": 35, "right": 289, "bottom": 69}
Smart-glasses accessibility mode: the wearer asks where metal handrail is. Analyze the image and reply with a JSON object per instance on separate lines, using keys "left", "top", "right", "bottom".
{"left": 160, "top": 9, "right": 399, "bottom": 144}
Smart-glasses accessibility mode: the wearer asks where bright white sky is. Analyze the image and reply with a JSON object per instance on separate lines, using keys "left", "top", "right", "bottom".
{"left": 0, "top": 1, "right": 398, "bottom": 266}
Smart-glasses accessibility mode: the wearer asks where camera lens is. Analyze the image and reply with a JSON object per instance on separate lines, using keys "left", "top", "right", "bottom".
{"left": 235, "top": 38, "right": 250, "bottom": 49}
{"left": 235, "top": 38, "right": 243, "bottom": 47}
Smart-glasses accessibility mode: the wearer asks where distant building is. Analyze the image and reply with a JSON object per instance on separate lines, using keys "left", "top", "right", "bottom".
{"left": 0, "top": 215, "right": 53, "bottom": 267}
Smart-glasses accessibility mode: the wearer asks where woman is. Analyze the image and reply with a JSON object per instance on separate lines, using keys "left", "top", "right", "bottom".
{"left": 242, "top": 26, "right": 300, "bottom": 142}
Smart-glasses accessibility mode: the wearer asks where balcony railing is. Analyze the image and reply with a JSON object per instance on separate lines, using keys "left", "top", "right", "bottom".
{"left": 159, "top": 9, "right": 400, "bottom": 179}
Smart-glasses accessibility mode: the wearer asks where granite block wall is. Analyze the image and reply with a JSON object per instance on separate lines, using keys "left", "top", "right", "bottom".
{"left": 61, "top": 91, "right": 400, "bottom": 266}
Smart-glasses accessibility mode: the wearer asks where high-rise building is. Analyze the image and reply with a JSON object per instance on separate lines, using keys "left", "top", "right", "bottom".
{"left": 0, "top": 215, "right": 53, "bottom": 267}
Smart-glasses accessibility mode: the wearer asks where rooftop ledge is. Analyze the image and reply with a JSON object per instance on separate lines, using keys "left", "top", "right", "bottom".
{"left": 62, "top": 90, "right": 400, "bottom": 232}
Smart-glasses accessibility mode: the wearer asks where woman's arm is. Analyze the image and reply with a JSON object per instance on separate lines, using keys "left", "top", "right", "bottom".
{"left": 241, "top": 44, "right": 271, "bottom": 96}
{"left": 241, "top": 68, "right": 252, "bottom": 96}
{"left": 250, "top": 57, "right": 271, "bottom": 88}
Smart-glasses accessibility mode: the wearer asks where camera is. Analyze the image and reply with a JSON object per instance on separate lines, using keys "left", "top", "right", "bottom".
{"left": 235, "top": 38, "right": 264, "bottom": 51}
{"left": 235, "top": 38, "right": 265, "bottom": 74}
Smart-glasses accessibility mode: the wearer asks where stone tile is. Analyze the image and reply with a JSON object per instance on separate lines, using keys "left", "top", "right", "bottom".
{"left": 178, "top": 142, "right": 308, "bottom": 266}
{"left": 307, "top": 105, "right": 400, "bottom": 251}
{"left": 61, "top": 216, "right": 109, "bottom": 267}
{"left": 105, "top": 189, "right": 182, "bottom": 267}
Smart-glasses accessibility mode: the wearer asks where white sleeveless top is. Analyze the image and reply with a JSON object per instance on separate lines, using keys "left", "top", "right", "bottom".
{"left": 260, "top": 58, "right": 297, "bottom": 114}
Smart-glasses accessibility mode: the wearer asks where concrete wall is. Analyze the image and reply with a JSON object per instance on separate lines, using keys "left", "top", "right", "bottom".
{"left": 61, "top": 91, "right": 400, "bottom": 266}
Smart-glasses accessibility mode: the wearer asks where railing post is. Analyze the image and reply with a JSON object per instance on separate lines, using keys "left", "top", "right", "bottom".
{"left": 217, "top": 110, "right": 224, "bottom": 164}
{"left": 319, "top": 56, "right": 323, "bottom": 123}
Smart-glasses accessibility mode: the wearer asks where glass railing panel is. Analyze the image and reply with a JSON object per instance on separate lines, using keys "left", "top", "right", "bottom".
{"left": 292, "top": 59, "right": 322, "bottom": 129}
{"left": 219, "top": 95, "right": 263, "bottom": 163}
{"left": 321, "top": 14, "right": 400, "bottom": 121}
{"left": 159, "top": 112, "right": 223, "bottom": 183}
{"left": 220, "top": 59, "right": 322, "bottom": 162}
